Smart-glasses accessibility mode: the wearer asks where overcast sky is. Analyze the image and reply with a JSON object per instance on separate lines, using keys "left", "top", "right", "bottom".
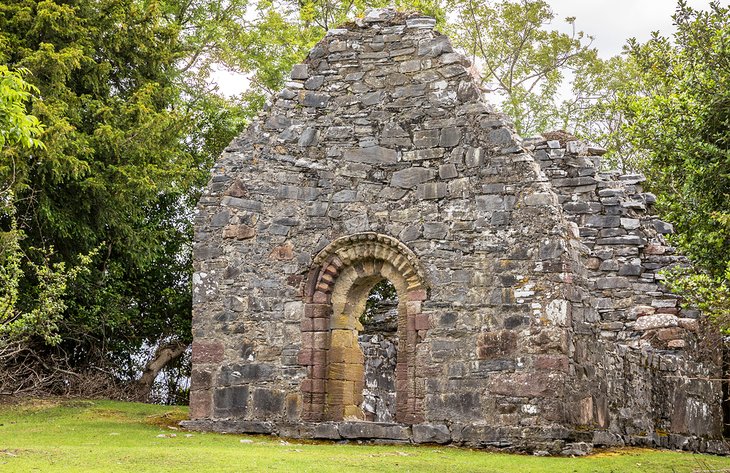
{"left": 549, "top": 0, "right": 715, "bottom": 57}
{"left": 213, "top": 0, "right": 717, "bottom": 96}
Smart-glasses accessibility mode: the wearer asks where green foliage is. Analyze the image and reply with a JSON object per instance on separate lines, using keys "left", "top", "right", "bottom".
{"left": 567, "top": 54, "right": 645, "bottom": 171}
{"left": 0, "top": 66, "right": 44, "bottom": 150}
{"left": 447, "top": 0, "right": 596, "bottom": 136}
{"left": 360, "top": 279, "right": 397, "bottom": 325}
{"left": 665, "top": 266, "right": 730, "bottom": 332}
{"left": 620, "top": 1, "right": 730, "bottom": 323}
{"left": 0, "top": 237, "right": 94, "bottom": 346}
{"left": 0, "top": 0, "right": 248, "bottom": 392}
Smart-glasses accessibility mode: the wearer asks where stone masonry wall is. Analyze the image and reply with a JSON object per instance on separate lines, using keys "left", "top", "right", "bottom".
{"left": 528, "top": 134, "right": 724, "bottom": 451}
{"left": 183, "top": 9, "right": 725, "bottom": 454}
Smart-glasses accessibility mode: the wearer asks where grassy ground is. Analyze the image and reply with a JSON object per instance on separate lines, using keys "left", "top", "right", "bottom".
{"left": 0, "top": 399, "right": 729, "bottom": 472}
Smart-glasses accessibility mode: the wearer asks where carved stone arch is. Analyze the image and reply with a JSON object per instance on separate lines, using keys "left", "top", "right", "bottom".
{"left": 300, "top": 233, "right": 428, "bottom": 424}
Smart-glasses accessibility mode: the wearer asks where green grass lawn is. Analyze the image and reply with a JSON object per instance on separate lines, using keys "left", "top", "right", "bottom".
{"left": 0, "top": 399, "right": 729, "bottom": 473}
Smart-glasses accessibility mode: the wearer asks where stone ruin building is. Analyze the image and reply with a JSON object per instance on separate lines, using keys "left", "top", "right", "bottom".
{"left": 182, "top": 9, "right": 727, "bottom": 454}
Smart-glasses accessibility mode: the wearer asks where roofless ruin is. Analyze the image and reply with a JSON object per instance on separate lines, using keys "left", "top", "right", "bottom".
{"left": 183, "top": 10, "right": 725, "bottom": 454}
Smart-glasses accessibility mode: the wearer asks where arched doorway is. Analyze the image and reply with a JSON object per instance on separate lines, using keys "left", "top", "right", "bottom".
{"left": 300, "top": 233, "right": 428, "bottom": 424}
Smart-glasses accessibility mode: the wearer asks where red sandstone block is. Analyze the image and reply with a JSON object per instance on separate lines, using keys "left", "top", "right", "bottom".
{"left": 189, "top": 390, "right": 212, "bottom": 419}
{"left": 300, "top": 378, "right": 325, "bottom": 394}
{"left": 414, "top": 314, "right": 430, "bottom": 330}
{"left": 312, "top": 379, "right": 325, "bottom": 393}
{"left": 311, "top": 363, "right": 326, "bottom": 379}
{"left": 316, "top": 283, "right": 331, "bottom": 296}
{"left": 534, "top": 354, "right": 570, "bottom": 372}
{"left": 301, "top": 333, "right": 314, "bottom": 349}
{"left": 191, "top": 341, "right": 224, "bottom": 364}
{"left": 657, "top": 307, "right": 679, "bottom": 315}
{"left": 312, "top": 318, "right": 329, "bottom": 331}
{"left": 408, "top": 289, "right": 427, "bottom": 301}
{"left": 313, "top": 332, "right": 328, "bottom": 349}
{"left": 304, "top": 303, "right": 331, "bottom": 319}
{"left": 313, "top": 291, "right": 329, "bottom": 303}
{"left": 298, "top": 349, "right": 313, "bottom": 365}
{"left": 325, "top": 405, "right": 345, "bottom": 421}
{"left": 302, "top": 318, "right": 328, "bottom": 332}
{"left": 406, "top": 315, "right": 416, "bottom": 331}
{"left": 312, "top": 349, "right": 327, "bottom": 366}
{"left": 405, "top": 332, "right": 418, "bottom": 350}
{"left": 301, "top": 319, "right": 314, "bottom": 332}
{"left": 301, "top": 405, "right": 324, "bottom": 422}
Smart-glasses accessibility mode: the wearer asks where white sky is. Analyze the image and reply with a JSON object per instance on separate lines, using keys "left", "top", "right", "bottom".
{"left": 549, "top": 0, "right": 715, "bottom": 58}
{"left": 213, "top": 0, "right": 717, "bottom": 96}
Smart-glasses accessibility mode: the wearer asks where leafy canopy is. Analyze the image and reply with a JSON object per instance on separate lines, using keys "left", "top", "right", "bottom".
{"left": 448, "top": 0, "right": 596, "bottom": 136}
{"left": 621, "top": 1, "right": 730, "bottom": 323}
{"left": 0, "top": 0, "right": 248, "bottom": 396}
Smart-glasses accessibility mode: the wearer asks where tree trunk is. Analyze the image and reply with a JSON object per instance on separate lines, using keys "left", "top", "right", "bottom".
{"left": 136, "top": 340, "right": 188, "bottom": 401}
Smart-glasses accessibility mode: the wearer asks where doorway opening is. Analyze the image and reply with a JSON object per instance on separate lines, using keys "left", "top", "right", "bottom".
{"left": 359, "top": 279, "right": 398, "bottom": 423}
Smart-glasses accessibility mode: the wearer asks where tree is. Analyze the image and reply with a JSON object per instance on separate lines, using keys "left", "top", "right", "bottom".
{"left": 447, "top": 0, "right": 596, "bottom": 136}
{"left": 620, "top": 1, "right": 730, "bottom": 325}
{"left": 0, "top": 66, "right": 92, "bottom": 395}
{"left": 0, "top": 0, "right": 248, "bottom": 399}
{"left": 566, "top": 54, "right": 645, "bottom": 172}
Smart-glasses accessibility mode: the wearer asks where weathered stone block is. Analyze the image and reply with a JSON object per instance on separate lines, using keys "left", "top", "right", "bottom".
{"left": 344, "top": 146, "right": 397, "bottom": 164}
{"left": 413, "top": 423, "right": 451, "bottom": 443}
{"left": 192, "top": 341, "right": 224, "bottom": 364}
{"left": 218, "top": 363, "right": 276, "bottom": 384}
{"left": 595, "top": 277, "right": 629, "bottom": 289}
{"left": 252, "top": 388, "right": 285, "bottom": 416}
{"left": 438, "top": 163, "right": 458, "bottom": 179}
{"left": 391, "top": 167, "right": 435, "bottom": 188}
{"left": 477, "top": 330, "right": 517, "bottom": 360}
{"left": 439, "top": 127, "right": 461, "bottom": 147}
{"left": 302, "top": 91, "right": 329, "bottom": 108}
{"left": 634, "top": 314, "right": 679, "bottom": 331}
{"left": 422, "top": 222, "right": 447, "bottom": 239}
{"left": 489, "top": 372, "right": 562, "bottom": 398}
{"left": 338, "top": 422, "right": 411, "bottom": 439}
{"left": 214, "top": 385, "right": 249, "bottom": 416}
{"left": 417, "top": 182, "right": 447, "bottom": 200}
{"left": 290, "top": 64, "right": 309, "bottom": 80}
